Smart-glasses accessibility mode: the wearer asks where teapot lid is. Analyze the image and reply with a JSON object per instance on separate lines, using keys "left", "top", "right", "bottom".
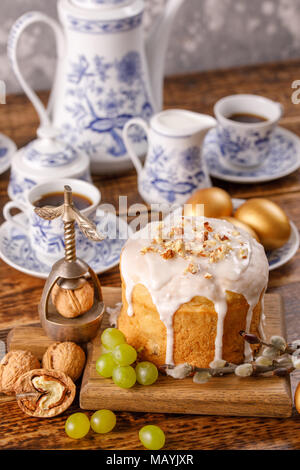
{"left": 70, "top": 0, "right": 134, "bottom": 10}
{"left": 23, "top": 126, "right": 79, "bottom": 169}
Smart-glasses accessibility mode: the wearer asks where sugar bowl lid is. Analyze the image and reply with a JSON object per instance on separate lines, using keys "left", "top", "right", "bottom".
{"left": 23, "top": 126, "right": 78, "bottom": 169}
{"left": 70, "top": 0, "right": 134, "bottom": 9}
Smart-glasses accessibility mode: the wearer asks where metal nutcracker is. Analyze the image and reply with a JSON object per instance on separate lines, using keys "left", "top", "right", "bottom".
{"left": 36, "top": 185, "right": 105, "bottom": 343}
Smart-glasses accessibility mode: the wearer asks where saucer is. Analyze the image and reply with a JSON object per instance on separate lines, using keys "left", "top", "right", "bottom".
{"left": 203, "top": 126, "right": 300, "bottom": 183}
{"left": 232, "top": 199, "right": 299, "bottom": 270}
{"left": 0, "top": 133, "right": 17, "bottom": 175}
{"left": 0, "top": 211, "right": 131, "bottom": 279}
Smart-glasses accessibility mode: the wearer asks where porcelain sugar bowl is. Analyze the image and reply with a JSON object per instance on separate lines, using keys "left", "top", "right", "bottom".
{"left": 8, "top": 126, "right": 91, "bottom": 203}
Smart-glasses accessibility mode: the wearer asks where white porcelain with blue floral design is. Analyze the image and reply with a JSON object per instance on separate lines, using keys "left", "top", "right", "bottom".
{"left": 214, "top": 94, "right": 283, "bottom": 169}
{"left": 7, "top": 126, "right": 91, "bottom": 203}
{"left": 204, "top": 126, "right": 300, "bottom": 184}
{"left": 0, "top": 133, "right": 17, "bottom": 176}
{"left": 8, "top": 0, "right": 185, "bottom": 174}
{"left": 123, "top": 109, "right": 216, "bottom": 205}
{"left": 3, "top": 179, "right": 100, "bottom": 266}
{"left": 71, "top": 0, "right": 132, "bottom": 8}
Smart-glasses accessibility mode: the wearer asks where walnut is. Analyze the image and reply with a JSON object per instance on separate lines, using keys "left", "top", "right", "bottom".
{"left": 51, "top": 279, "right": 94, "bottom": 318}
{"left": 0, "top": 350, "right": 40, "bottom": 395}
{"left": 15, "top": 369, "right": 76, "bottom": 418}
{"left": 42, "top": 342, "right": 86, "bottom": 382}
{"left": 162, "top": 249, "right": 175, "bottom": 259}
{"left": 204, "top": 273, "right": 213, "bottom": 279}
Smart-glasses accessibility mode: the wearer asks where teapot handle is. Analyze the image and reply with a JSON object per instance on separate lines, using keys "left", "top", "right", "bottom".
{"left": 123, "top": 118, "right": 149, "bottom": 176}
{"left": 7, "top": 12, "right": 65, "bottom": 127}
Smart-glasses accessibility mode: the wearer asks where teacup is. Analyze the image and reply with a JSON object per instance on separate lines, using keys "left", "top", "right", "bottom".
{"left": 214, "top": 94, "right": 283, "bottom": 168}
{"left": 3, "top": 179, "right": 101, "bottom": 265}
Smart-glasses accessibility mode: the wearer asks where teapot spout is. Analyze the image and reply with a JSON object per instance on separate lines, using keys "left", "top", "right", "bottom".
{"left": 146, "top": 0, "right": 185, "bottom": 111}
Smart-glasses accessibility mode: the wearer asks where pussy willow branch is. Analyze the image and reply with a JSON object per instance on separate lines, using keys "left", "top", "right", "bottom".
{"left": 162, "top": 362, "right": 295, "bottom": 377}
{"left": 239, "top": 330, "right": 299, "bottom": 355}
{"left": 162, "top": 330, "right": 298, "bottom": 378}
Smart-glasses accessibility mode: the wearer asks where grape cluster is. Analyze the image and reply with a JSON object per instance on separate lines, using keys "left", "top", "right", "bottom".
{"left": 96, "top": 328, "right": 158, "bottom": 389}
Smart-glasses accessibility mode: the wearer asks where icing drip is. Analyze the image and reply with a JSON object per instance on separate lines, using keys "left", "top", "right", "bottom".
{"left": 244, "top": 300, "right": 256, "bottom": 362}
{"left": 213, "top": 296, "right": 228, "bottom": 361}
{"left": 258, "top": 293, "right": 267, "bottom": 341}
{"left": 120, "top": 216, "right": 269, "bottom": 365}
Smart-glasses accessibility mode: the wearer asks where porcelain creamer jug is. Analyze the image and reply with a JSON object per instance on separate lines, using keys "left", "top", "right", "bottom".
{"left": 8, "top": 0, "right": 185, "bottom": 174}
{"left": 123, "top": 110, "right": 217, "bottom": 205}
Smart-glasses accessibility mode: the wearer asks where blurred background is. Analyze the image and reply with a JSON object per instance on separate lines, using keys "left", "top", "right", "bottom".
{"left": 1, "top": 0, "right": 300, "bottom": 94}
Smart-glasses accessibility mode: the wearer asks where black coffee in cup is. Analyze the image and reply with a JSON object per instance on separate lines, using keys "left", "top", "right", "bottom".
{"left": 227, "top": 112, "right": 268, "bottom": 124}
{"left": 34, "top": 192, "right": 92, "bottom": 210}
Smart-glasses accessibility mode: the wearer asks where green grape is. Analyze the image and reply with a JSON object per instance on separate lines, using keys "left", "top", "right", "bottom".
{"left": 112, "top": 365, "right": 136, "bottom": 389}
{"left": 96, "top": 353, "right": 117, "bottom": 378}
{"left": 112, "top": 343, "right": 137, "bottom": 366}
{"left": 90, "top": 409, "right": 116, "bottom": 434}
{"left": 101, "top": 328, "right": 126, "bottom": 350}
{"left": 136, "top": 361, "right": 158, "bottom": 385}
{"left": 139, "top": 425, "right": 165, "bottom": 450}
{"left": 65, "top": 413, "right": 90, "bottom": 439}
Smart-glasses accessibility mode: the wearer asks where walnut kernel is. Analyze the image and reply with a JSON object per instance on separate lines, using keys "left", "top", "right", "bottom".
{"left": 15, "top": 368, "right": 75, "bottom": 418}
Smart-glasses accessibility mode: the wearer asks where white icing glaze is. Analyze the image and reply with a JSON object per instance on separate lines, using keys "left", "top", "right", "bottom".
{"left": 120, "top": 216, "right": 269, "bottom": 365}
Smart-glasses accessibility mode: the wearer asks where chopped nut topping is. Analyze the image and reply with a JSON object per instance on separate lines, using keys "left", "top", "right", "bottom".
{"left": 186, "top": 262, "right": 198, "bottom": 274}
{"left": 239, "top": 247, "right": 249, "bottom": 259}
{"left": 138, "top": 218, "right": 251, "bottom": 270}
{"left": 162, "top": 249, "right": 175, "bottom": 259}
{"left": 204, "top": 273, "right": 212, "bottom": 279}
{"left": 204, "top": 222, "right": 213, "bottom": 232}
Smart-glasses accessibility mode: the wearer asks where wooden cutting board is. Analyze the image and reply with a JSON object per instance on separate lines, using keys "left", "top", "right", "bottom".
{"left": 6, "top": 287, "right": 293, "bottom": 417}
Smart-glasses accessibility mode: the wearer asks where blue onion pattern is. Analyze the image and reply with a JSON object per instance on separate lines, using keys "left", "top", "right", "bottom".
{"left": 61, "top": 50, "right": 153, "bottom": 158}
{"left": 140, "top": 144, "right": 210, "bottom": 204}
{"left": 66, "top": 13, "right": 143, "bottom": 35}
{"left": 204, "top": 127, "right": 299, "bottom": 182}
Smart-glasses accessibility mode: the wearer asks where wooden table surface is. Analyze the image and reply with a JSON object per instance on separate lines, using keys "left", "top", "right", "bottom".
{"left": 1, "top": 59, "right": 300, "bottom": 450}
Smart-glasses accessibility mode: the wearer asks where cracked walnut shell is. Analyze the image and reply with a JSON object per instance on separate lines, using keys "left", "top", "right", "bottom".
{"left": 42, "top": 342, "right": 86, "bottom": 382}
{"left": 15, "top": 368, "right": 76, "bottom": 418}
{"left": 51, "top": 280, "right": 94, "bottom": 318}
{"left": 0, "top": 350, "right": 40, "bottom": 395}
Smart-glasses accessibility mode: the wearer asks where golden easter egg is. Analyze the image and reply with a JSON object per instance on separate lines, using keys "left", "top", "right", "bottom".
{"left": 221, "top": 216, "right": 260, "bottom": 242}
{"left": 295, "top": 382, "right": 300, "bottom": 414}
{"left": 234, "top": 198, "right": 291, "bottom": 251}
{"left": 185, "top": 187, "right": 233, "bottom": 218}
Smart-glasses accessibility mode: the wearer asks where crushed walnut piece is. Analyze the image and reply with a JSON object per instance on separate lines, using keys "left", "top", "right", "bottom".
{"left": 162, "top": 249, "right": 175, "bottom": 259}
{"left": 185, "top": 262, "right": 199, "bottom": 274}
{"left": 204, "top": 273, "right": 213, "bottom": 279}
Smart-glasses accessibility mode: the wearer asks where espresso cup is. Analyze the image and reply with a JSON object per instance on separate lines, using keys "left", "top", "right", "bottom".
{"left": 3, "top": 179, "right": 101, "bottom": 265}
{"left": 214, "top": 94, "right": 283, "bottom": 168}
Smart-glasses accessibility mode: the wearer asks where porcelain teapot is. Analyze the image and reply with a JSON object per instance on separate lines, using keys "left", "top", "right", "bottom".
{"left": 123, "top": 109, "right": 217, "bottom": 205}
{"left": 8, "top": 0, "right": 185, "bottom": 175}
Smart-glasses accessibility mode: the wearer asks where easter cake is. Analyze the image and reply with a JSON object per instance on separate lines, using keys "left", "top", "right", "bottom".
{"left": 118, "top": 216, "right": 269, "bottom": 368}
